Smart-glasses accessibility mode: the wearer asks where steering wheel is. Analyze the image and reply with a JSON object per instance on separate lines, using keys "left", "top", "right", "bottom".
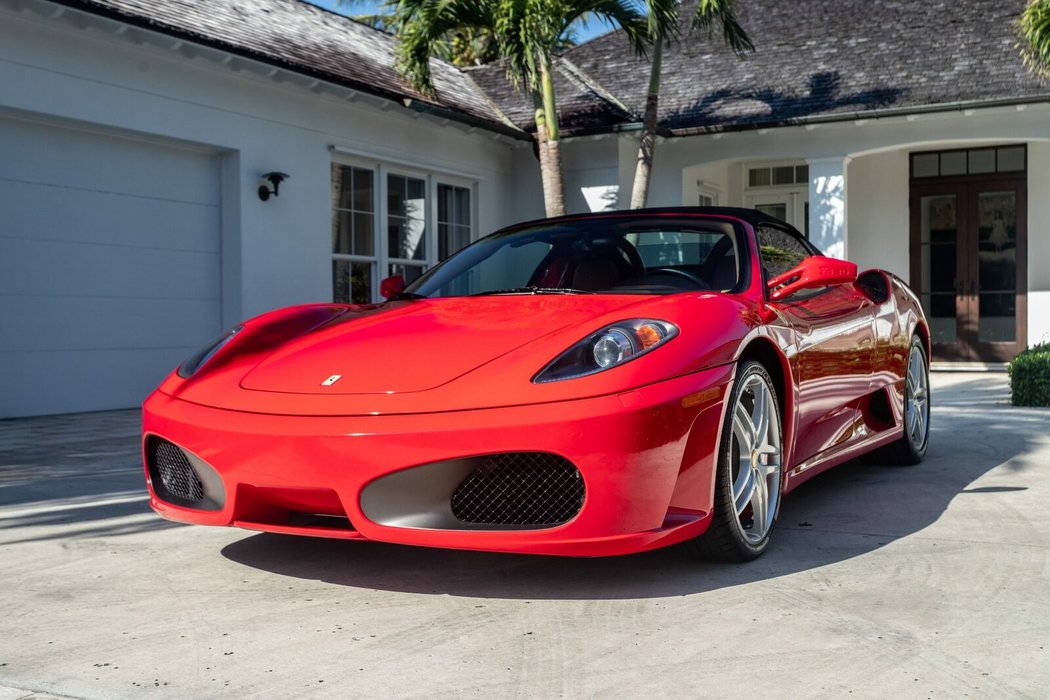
{"left": 650, "top": 267, "right": 710, "bottom": 289}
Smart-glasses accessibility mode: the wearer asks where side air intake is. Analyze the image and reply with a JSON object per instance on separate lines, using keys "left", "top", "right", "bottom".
{"left": 145, "top": 436, "right": 224, "bottom": 510}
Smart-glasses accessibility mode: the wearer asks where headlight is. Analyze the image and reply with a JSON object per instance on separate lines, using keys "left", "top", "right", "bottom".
{"left": 177, "top": 325, "right": 243, "bottom": 379}
{"left": 533, "top": 319, "right": 678, "bottom": 383}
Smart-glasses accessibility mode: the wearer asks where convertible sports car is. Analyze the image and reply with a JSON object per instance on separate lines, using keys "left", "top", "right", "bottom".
{"left": 142, "top": 207, "right": 929, "bottom": 561}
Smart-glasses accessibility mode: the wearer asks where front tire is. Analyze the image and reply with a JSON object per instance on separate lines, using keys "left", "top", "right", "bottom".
{"left": 690, "top": 360, "right": 783, "bottom": 562}
{"left": 881, "top": 334, "right": 930, "bottom": 465}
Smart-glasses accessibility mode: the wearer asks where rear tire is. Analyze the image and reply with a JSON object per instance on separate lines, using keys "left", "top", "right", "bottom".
{"left": 689, "top": 360, "right": 783, "bottom": 562}
{"left": 880, "top": 334, "right": 930, "bottom": 466}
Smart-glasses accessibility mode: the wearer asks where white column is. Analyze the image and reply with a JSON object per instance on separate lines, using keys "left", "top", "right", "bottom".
{"left": 1028, "top": 142, "right": 1050, "bottom": 347}
{"left": 807, "top": 156, "right": 850, "bottom": 259}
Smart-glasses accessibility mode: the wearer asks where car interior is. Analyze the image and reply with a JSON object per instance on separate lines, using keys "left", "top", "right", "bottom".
{"left": 525, "top": 227, "right": 743, "bottom": 294}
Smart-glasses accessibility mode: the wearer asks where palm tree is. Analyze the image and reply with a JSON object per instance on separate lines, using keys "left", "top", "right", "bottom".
{"left": 1020, "top": 0, "right": 1050, "bottom": 77}
{"left": 629, "top": 0, "right": 753, "bottom": 209}
{"left": 395, "top": 0, "right": 656, "bottom": 216}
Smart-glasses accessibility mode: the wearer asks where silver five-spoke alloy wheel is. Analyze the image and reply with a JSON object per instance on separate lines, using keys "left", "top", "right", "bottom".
{"left": 730, "top": 370, "right": 782, "bottom": 544}
{"left": 692, "top": 360, "right": 784, "bottom": 561}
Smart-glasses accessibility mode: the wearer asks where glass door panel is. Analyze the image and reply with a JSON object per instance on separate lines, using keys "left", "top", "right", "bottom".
{"left": 919, "top": 194, "right": 959, "bottom": 347}
{"left": 387, "top": 173, "right": 428, "bottom": 283}
{"left": 332, "top": 259, "right": 373, "bottom": 305}
{"left": 437, "top": 183, "right": 472, "bottom": 260}
{"left": 387, "top": 174, "right": 427, "bottom": 261}
{"left": 746, "top": 191, "right": 809, "bottom": 238}
{"left": 754, "top": 202, "right": 787, "bottom": 222}
{"left": 332, "top": 164, "right": 377, "bottom": 304}
{"left": 976, "top": 191, "right": 1017, "bottom": 344}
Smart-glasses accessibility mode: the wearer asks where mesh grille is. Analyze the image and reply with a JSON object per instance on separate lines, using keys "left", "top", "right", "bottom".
{"left": 450, "top": 453, "right": 584, "bottom": 526}
{"left": 149, "top": 438, "right": 205, "bottom": 505}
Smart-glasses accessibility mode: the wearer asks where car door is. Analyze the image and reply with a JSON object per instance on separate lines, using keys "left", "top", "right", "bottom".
{"left": 756, "top": 224, "right": 876, "bottom": 467}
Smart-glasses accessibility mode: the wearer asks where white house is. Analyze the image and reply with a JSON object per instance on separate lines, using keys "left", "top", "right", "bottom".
{"left": 1, "top": 0, "right": 1047, "bottom": 417}
{"left": 0, "top": 0, "right": 530, "bottom": 417}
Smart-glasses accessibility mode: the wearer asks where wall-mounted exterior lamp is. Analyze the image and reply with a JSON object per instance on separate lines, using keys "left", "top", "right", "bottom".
{"left": 258, "top": 172, "right": 289, "bottom": 201}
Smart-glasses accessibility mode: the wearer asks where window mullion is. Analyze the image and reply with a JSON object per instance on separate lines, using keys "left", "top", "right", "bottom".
{"left": 376, "top": 163, "right": 388, "bottom": 299}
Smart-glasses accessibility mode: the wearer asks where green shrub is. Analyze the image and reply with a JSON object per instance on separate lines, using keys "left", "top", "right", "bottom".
{"left": 1008, "top": 343, "right": 1050, "bottom": 406}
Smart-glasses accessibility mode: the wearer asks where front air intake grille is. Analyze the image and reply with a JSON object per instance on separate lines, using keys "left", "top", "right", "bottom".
{"left": 450, "top": 453, "right": 584, "bottom": 526}
{"left": 146, "top": 436, "right": 205, "bottom": 507}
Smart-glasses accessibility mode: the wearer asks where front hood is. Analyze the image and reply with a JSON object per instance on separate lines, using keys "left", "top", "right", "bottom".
{"left": 239, "top": 296, "right": 650, "bottom": 395}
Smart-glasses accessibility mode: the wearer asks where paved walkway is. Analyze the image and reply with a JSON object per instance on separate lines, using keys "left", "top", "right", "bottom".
{"left": 1, "top": 373, "right": 1049, "bottom": 698}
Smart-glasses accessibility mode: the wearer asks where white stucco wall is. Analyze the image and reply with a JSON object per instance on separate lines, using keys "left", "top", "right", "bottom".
{"left": 618, "top": 134, "right": 685, "bottom": 207}
{"left": 508, "top": 148, "right": 546, "bottom": 222}
{"left": 846, "top": 150, "right": 910, "bottom": 279}
{"left": 1028, "top": 141, "right": 1050, "bottom": 346}
{"left": 0, "top": 1, "right": 521, "bottom": 322}
{"left": 682, "top": 161, "right": 732, "bottom": 207}
{"left": 558, "top": 137, "right": 621, "bottom": 213}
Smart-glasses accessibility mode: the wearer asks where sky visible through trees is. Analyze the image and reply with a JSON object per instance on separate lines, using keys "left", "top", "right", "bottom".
{"left": 306, "top": 0, "right": 615, "bottom": 43}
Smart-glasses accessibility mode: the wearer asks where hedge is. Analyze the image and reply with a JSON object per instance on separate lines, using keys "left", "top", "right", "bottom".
{"left": 1008, "top": 343, "right": 1050, "bottom": 407}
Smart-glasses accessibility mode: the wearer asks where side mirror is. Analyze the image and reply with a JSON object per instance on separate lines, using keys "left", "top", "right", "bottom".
{"left": 767, "top": 256, "right": 858, "bottom": 301}
{"left": 379, "top": 274, "right": 406, "bottom": 300}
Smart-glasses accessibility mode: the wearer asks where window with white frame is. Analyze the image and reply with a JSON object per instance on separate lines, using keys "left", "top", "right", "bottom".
{"left": 331, "top": 161, "right": 475, "bottom": 303}
{"left": 744, "top": 161, "right": 810, "bottom": 238}
{"left": 386, "top": 172, "right": 428, "bottom": 285}
{"left": 697, "top": 182, "right": 720, "bottom": 207}
{"left": 438, "top": 183, "right": 472, "bottom": 259}
{"left": 332, "top": 164, "right": 376, "bottom": 305}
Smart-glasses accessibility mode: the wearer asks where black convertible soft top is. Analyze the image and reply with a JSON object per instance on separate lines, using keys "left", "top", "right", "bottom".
{"left": 503, "top": 207, "right": 804, "bottom": 237}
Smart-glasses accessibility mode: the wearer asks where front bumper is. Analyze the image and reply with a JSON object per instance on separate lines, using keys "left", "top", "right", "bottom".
{"left": 142, "top": 364, "right": 733, "bottom": 557}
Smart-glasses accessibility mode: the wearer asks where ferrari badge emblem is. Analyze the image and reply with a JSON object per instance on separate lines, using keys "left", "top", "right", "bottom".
{"left": 321, "top": 374, "right": 342, "bottom": 386}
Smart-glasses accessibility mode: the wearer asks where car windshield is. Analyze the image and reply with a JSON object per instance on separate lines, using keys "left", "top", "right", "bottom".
{"left": 403, "top": 217, "right": 746, "bottom": 298}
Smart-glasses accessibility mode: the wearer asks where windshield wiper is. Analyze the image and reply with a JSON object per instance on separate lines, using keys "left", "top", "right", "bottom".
{"left": 387, "top": 292, "right": 428, "bottom": 301}
{"left": 472, "top": 286, "right": 594, "bottom": 296}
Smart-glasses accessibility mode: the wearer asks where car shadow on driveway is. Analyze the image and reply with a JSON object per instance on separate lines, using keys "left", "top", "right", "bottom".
{"left": 221, "top": 375, "right": 1048, "bottom": 600}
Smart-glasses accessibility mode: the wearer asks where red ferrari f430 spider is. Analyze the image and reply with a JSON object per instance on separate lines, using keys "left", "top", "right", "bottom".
{"left": 142, "top": 208, "right": 930, "bottom": 561}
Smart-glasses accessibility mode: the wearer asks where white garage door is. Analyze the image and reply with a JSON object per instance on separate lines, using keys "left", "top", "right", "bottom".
{"left": 0, "top": 117, "right": 222, "bottom": 418}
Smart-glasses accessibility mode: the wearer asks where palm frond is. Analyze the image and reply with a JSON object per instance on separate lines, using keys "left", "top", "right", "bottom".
{"left": 352, "top": 13, "right": 395, "bottom": 31}
{"left": 1021, "top": 0, "right": 1050, "bottom": 77}
{"left": 693, "top": 0, "right": 754, "bottom": 54}
{"left": 566, "top": 0, "right": 650, "bottom": 54}
{"left": 640, "top": 0, "right": 679, "bottom": 43}
{"left": 394, "top": 0, "right": 499, "bottom": 93}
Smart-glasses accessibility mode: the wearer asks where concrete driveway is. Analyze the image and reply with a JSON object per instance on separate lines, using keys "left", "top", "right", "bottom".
{"left": 1, "top": 373, "right": 1048, "bottom": 699}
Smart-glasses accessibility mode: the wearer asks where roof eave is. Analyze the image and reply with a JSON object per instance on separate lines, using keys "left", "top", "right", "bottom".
{"left": 654, "top": 95, "right": 1050, "bottom": 137}
{"left": 49, "top": 0, "right": 529, "bottom": 140}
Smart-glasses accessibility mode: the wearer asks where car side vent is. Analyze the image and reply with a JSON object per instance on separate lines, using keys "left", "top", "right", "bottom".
{"left": 450, "top": 452, "right": 584, "bottom": 526}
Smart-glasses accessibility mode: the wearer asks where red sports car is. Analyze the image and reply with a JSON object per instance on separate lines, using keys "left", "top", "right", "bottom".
{"left": 142, "top": 208, "right": 929, "bottom": 561}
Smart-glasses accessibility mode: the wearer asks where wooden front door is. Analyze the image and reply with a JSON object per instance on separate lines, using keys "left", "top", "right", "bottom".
{"left": 910, "top": 177, "right": 1027, "bottom": 362}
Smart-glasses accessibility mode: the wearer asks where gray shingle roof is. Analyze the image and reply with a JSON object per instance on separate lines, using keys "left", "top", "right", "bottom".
{"left": 56, "top": 0, "right": 1050, "bottom": 139}
{"left": 56, "top": 0, "right": 523, "bottom": 136}
{"left": 465, "top": 58, "right": 636, "bottom": 134}
{"left": 563, "top": 0, "right": 1050, "bottom": 134}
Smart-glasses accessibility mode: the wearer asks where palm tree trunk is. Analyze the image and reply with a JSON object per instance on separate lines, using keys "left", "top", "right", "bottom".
{"left": 544, "top": 138, "right": 566, "bottom": 217}
{"left": 630, "top": 37, "right": 663, "bottom": 210}
{"left": 533, "top": 101, "right": 556, "bottom": 216}
{"left": 538, "top": 57, "right": 566, "bottom": 217}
